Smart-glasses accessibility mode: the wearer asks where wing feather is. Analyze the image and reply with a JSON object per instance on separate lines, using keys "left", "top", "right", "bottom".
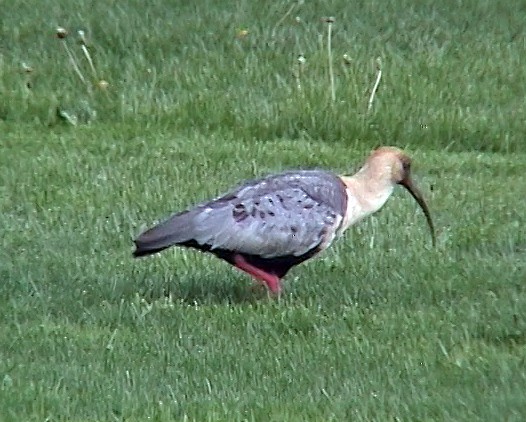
{"left": 134, "top": 170, "right": 347, "bottom": 258}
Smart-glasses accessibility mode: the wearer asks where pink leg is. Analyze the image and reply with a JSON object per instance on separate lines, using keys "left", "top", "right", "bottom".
{"left": 233, "top": 254, "right": 281, "bottom": 294}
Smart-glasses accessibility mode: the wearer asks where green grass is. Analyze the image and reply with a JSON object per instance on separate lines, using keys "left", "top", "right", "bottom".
{"left": 1, "top": 0, "right": 526, "bottom": 420}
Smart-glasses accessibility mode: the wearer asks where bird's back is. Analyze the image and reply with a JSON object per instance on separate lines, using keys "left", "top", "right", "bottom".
{"left": 133, "top": 170, "right": 348, "bottom": 259}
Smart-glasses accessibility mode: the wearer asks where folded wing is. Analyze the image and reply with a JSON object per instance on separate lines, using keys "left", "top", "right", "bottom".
{"left": 133, "top": 170, "right": 348, "bottom": 258}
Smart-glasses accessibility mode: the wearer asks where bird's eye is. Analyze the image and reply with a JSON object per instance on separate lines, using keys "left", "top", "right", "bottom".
{"left": 403, "top": 161, "right": 411, "bottom": 172}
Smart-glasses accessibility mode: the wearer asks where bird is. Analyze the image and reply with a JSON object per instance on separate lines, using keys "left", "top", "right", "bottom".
{"left": 133, "top": 146, "right": 435, "bottom": 294}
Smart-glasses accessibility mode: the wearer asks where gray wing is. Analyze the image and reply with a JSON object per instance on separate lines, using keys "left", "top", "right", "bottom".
{"left": 134, "top": 170, "right": 348, "bottom": 258}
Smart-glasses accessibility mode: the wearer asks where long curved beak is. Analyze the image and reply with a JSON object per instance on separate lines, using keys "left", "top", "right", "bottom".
{"left": 400, "top": 177, "right": 436, "bottom": 247}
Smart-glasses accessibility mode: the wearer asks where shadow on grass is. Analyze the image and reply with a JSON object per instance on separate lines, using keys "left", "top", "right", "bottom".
{"left": 135, "top": 273, "right": 273, "bottom": 305}
{"left": 475, "top": 330, "right": 526, "bottom": 351}
{"left": 473, "top": 316, "right": 526, "bottom": 350}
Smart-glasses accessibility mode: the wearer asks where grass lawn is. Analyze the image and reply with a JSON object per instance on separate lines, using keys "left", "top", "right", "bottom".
{"left": 1, "top": 0, "right": 526, "bottom": 420}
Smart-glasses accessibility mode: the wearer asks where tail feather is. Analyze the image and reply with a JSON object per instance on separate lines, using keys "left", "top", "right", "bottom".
{"left": 133, "top": 210, "right": 196, "bottom": 258}
{"left": 133, "top": 244, "right": 171, "bottom": 258}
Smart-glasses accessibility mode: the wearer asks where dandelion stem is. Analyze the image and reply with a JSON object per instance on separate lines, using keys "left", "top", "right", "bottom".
{"left": 78, "top": 30, "right": 98, "bottom": 80}
{"left": 326, "top": 17, "right": 336, "bottom": 102}
{"left": 62, "top": 41, "right": 88, "bottom": 85}
{"left": 81, "top": 44, "right": 98, "bottom": 79}
{"left": 295, "top": 54, "right": 305, "bottom": 92}
{"left": 271, "top": 1, "right": 299, "bottom": 38}
{"left": 368, "top": 58, "right": 382, "bottom": 112}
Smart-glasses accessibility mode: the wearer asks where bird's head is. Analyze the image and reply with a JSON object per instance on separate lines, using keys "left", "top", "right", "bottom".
{"left": 369, "top": 146, "right": 436, "bottom": 246}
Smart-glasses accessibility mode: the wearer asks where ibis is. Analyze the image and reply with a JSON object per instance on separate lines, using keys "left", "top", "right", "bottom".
{"left": 133, "top": 146, "right": 435, "bottom": 294}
